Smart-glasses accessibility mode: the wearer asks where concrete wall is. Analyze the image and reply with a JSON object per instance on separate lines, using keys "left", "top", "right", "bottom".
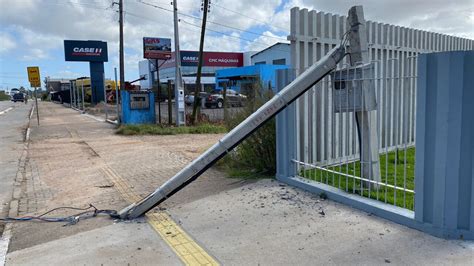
{"left": 415, "top": 51, "right": 474, "bottom": 239}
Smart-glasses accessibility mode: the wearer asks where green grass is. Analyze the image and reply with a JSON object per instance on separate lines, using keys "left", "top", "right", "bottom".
{"left": 302, "top": 147, "right": 415, "bottom": 210}
{"left": 0, "top": 92, "right": 10, "bottom": 101}
{"left": 116, "top": 123, "right": 228, "bottom": 135}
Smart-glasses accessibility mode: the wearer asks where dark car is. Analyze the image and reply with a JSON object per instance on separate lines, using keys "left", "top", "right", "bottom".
{"left": 205, "top": 89, "right": 246, "bottom": 108}
{"left": 185, "top": 92, "right": 209, "bottom": 106}
{"left": 12, "top": 92, "right": 25, "bottom": 102}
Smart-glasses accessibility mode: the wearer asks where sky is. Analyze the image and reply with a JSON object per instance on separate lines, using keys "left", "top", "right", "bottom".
{"left": 0, "top": 0, "right": 473, "bottom": 91}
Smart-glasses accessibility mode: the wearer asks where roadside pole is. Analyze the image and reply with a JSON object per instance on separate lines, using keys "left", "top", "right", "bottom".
{"left": 69, "top": 82, "right": 73, "bottom": 108}
{"left": 73, "top": 81, "right": 76, "bottom": 108}
{"left": 114, "top": 68, "right": 120, "bottom": 124}
{"left": 103, "top": 73, "right": 108, "bottom": 120}
{"left": 81, "top": 81, "right": 85, "bottom": 111}
{"left": 34, "top": 87, "right": 39, "bottom": 126}
{"left": 76, "top": 80, "right": 80, "bottom": 108}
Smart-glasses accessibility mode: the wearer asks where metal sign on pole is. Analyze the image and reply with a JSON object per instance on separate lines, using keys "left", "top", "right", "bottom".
{"left": 26, "top": 66, "right": 40, "bottom": 126}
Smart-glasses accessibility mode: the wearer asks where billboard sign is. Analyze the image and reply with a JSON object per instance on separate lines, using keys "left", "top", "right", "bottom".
{"left": 143, "top": 37, "right": 172, "bottom": 60}
{"left": 160, "top": 51, "right": 243, "bottom": 68}
{"left": 64, "top": 40, "right": 108, "bottom": 62}
{"left": 27, "top": 66, "right": 41, "bottom": 87}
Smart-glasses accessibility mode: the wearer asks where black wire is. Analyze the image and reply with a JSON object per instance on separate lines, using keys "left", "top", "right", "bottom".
{"left": 0, "top": 204, "right": 118, "bottom": 225}
{"left": 37, "top": 204, "right": 97, "bottom": 217}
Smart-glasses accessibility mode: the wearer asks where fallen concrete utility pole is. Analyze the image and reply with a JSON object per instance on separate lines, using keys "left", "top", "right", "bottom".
{"left": 118, "top": 45, "right": 346, "bottom": 219}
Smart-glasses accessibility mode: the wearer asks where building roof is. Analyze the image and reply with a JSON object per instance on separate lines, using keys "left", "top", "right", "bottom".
{"left": 250, "top": 42, "right": 290, "bottom": 58}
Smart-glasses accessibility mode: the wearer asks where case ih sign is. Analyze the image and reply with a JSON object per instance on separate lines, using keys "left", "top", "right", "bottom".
{"left": 143, "top": 37, "right": 172, "bottom": 60}
{"left": 64, "top": 40, "right": 108, "bottom": 62}
{"left": 161, "top": 51, "right": 243, "bottom": 68}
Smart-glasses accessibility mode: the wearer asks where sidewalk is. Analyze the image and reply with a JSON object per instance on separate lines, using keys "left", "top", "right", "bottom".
{"left": 5, "top": 102, "right": 474, "bottom": 265}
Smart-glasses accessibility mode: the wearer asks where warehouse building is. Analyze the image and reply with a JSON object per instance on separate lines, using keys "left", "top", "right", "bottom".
{"left": 251, "top": 42, "right": 290, "bottom": 66}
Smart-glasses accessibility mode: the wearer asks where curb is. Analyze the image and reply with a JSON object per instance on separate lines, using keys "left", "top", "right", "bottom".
{"left": 1, "top": 103, "right": 33, "bottom": 265}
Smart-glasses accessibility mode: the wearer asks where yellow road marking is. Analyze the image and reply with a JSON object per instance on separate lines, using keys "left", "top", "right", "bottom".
{"left": 101, "top": 166, "right": 219, "bottom": 266}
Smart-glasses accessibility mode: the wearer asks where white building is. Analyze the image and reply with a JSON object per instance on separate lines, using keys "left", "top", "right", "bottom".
{"left": 251, "top": 42, "right": 291, "bottom": 66}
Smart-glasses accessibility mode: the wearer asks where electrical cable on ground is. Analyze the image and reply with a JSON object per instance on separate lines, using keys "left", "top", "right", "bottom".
{"left": 0, "top": 204, "right": 119, "bottom": 226}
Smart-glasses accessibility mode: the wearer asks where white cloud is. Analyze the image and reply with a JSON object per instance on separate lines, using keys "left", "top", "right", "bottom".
{"left": 57, "top": 69, "right": 81, "bottom": 77}
{"left": 21, "top": 48, "right": 49, "bottom": 61}
{"left": 0, "top": 32, "right": 16, "bottom": 53}
{"left": 244, "top": 31, "right": 288, "bottom": 52}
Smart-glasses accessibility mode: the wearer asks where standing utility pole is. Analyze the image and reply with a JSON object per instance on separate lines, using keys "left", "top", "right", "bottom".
{"left": 118, "top": 0, "right": 125, "bottom": 92}
{"left": 347, "top": 6, "right": 381, "bottom": 189}
{"left": 173, "top": 0, "right": 184, "bottom": 126}
{"left": 191, "top": 0, "right": 210, "bottom": 125}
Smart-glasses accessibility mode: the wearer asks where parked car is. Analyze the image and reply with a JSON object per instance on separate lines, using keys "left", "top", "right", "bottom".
{"left": 185, "top": 92, "right": 209, "bottom": 106}
{"left": 11, "top": 92, "right": 25, "bottom": 102}
{"left": 205, "top": 89, "right": 246, "bottom": 108}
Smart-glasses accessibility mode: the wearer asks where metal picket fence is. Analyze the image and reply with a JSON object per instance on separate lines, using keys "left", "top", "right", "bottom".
{"left": 293, "top": 57, "right": 417, "bottom": 209}
{"left": 287, "top": 7, "right": 473, "bottom": 210}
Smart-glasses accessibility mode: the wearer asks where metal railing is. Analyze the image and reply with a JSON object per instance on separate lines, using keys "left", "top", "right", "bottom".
{"left": 295, "top": 57, "right": 417, "bottom": 210}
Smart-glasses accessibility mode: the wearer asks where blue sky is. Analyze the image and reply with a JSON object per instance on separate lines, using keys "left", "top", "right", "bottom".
{"left": 0, "top": 0, "right": 472, "bottom": 92}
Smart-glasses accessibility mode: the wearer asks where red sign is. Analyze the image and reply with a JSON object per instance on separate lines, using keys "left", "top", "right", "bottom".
{"left": 203, "top": 52, "right": 243, "bottom": 67}
{"left": 160, "top": 51, "right": 243, "bottom": 69}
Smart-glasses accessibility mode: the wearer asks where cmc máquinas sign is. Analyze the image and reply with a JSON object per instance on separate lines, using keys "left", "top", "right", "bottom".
{"left": 161, "top": 51, "right": 243, "bottom": 68}
{"left": 64, "top": 40, "right": 108, "bottom": 62}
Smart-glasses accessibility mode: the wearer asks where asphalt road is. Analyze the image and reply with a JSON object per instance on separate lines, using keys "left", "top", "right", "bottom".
{"left": 0, "top": 101, "right": 31, "bottom": 219}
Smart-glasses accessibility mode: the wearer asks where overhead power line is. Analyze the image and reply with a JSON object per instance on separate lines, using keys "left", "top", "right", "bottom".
{"left": 180, "top": 19, "right": 290, "bottom": 53}
{"left": 211, "top": 3, "right": 289, "bottom": 33}
{"left": 136, "top": 0, "right": 287, "bottom": 42}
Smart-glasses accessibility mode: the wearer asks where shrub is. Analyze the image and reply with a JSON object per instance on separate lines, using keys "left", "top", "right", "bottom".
{"left": 222, "top": 85, "right": 276, "bottom": 176}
